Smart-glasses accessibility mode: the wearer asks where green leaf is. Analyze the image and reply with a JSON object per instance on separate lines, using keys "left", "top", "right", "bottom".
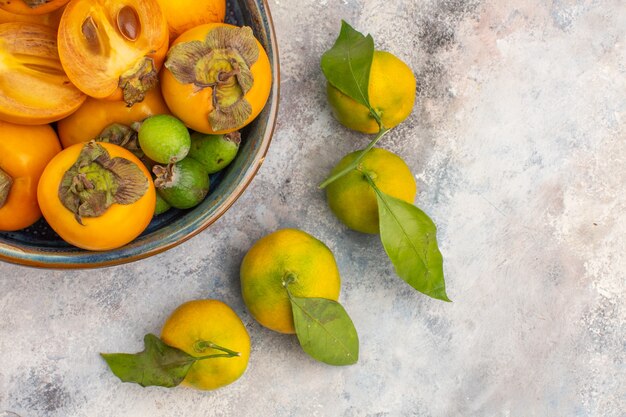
{"left": 371, "top": 182, "right": 451, "bottom": 302}
{"left": 290, "top": 296, "right": 359, "bottom": 366}
{"left": 321, "top": 21, "right": 374, "bottom": 108}
{"left": 101, "top": 334, "right": 196, "bottom": 388}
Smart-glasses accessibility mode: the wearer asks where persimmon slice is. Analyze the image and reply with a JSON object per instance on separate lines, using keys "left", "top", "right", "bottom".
{"left": 0, "top": 6, "right": 65, "bottom": 28}
{"left": 57, "top": 0, "right": 168, "bottom": 105}
{"left": 0, "top": 0, "right": 69, "bottom": 16}
{"left": 0, "top": 22, "right": 86, "bottom": 125}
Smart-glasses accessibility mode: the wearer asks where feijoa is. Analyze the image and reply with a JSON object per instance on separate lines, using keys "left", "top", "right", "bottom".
{"left": 138, "top": 115, "right": 191, "bottom": 164}
{"left": 154, "top": 192, "right": 171, "bottom": 216}
{"left": 188, "top": 131, "right": 241, "bottom": 174}
{"left": 153, "top": 158, "right": 209, "bottom": 209}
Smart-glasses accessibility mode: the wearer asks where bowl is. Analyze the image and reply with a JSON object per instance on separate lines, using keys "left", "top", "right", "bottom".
{"left": 0, "top": 0, "right": 279, "bottom": 269}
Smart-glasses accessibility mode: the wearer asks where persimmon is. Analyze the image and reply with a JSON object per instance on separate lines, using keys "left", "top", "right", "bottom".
{"left": 57, "top": 0, "right": 169, "bottom": 106}
{"left": 37, "top": 141, "right": 156, "bottom": 251}
{"left": 0, "top": 22, "right": 86, "bottom": 125}
{"left": 0, "top": 0, "right": 68, "bottom": 16}
{"left": 155, "top": 0, "right": 225, "bottom": 41}
{"left": 0, "top": 5, "right": 64, "bottom": 28}
{"left": 160, "top": 23, "right": 272, "bottom": 134}
{"left": 57, "top": 87, "right": 171, "bottom": 148}
{"left": 0, "top": 121, "right": 62, "bottom": 231}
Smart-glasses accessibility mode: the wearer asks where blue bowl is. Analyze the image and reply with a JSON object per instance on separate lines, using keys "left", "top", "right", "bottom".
{"left": 0, "top": 0, "right": 279, "bottom": 268}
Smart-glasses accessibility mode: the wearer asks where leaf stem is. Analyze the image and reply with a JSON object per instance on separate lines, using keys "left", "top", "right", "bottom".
{"left": 193, "top": 340, "right": 240, "bottom": 359}
{"left": 368, "top": 107, "right": 384, "bottom": 129}
{"left": 318, "top": 126, "right": 390, "bottom": 189}
{"left": 282, "top": 272, "right": 297, "bottom": 294}
{"left": 359, "top": 169, "right": 382, "bottom": 197}
{"left": 362, "top": 170, "right": 429, "bottom": 273}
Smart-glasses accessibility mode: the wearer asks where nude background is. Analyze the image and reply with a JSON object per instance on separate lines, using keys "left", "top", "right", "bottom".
{"left": 1, "top": 0, "right": 624, "bottom": 415}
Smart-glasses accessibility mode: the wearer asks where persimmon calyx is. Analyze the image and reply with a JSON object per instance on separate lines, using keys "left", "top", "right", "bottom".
{"left": 165, "top": 26, "right": 259, "bottom": 132}
{"left": 59, "top": 141, "right": 148, "bottom": 224}
{"left": 119, "top": 57, "right": 159, "bottom": 107}
{"left": 22, "top": 0, "right": 51, "bottom": 8}
{"left": 0, "top": 167, "right": 13, "bottom": 209}
{"left": 96, "top": 123, "right": 143, "bottom": 159}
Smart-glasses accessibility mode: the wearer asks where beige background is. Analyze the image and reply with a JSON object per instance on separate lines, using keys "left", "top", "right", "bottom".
{"left": 1, "top": 0, "right": 625, "bottom": 416}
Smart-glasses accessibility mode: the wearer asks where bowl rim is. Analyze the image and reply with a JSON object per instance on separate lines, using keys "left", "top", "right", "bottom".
{"left": 0, "top": 0, "right": 280, "bottom": 270}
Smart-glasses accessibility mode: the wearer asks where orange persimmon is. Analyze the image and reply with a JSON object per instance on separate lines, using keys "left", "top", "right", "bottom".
{"left": 57, "top": 87, "right": 171, "bottom": 148}
{"left": 57, "top": 0, "right": 169, "bottom": 106}
{"left": 0, "top": 121, "right": 62, "bottom": 231}
{"left": 0, "top": 22, "right": 86, "bottom": 125}
{"left": 0, "top": 0, "right": 68, "bottom": 16}
{"left": 155, "top": 0, "right": 225, "bottom": 41}
{"left": 160, "top": 23, "right": 272, "bottom": 134}
{"left": 37, "top": 142, "right": 156, "bottom": 251}
{"left": 0, "top": 5, "right": 64, "bottom": 28}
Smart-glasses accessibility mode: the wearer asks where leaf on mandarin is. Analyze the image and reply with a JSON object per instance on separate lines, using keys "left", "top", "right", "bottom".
{"left": 101, "top": 334, "right": 196, "bottom": 388}
{"left": 289, "top": 296, "right": 359, "bottom": 366}
{"left": 321, "top": 20, "right": 374, "bottom": 108}
{"left": 370, "top": 181, "right": 450, "bottom": 302}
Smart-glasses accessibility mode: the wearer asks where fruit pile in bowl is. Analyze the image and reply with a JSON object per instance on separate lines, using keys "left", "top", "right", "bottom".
{"left": 0, "top": 0, "right": 279, "bottom": 268}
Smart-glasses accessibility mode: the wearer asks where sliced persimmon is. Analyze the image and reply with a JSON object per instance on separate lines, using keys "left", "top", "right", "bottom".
{"left": 0, "top": 0, "right": 69, "bottom": 16}
{"left": 0, "top": 22, "right": 86, "bottom": 125}
{"left": 57, "top": 0, "right": 168, "bottom": 106}
{"left": 0, "top": 6, "right": 65, "bottom": 28}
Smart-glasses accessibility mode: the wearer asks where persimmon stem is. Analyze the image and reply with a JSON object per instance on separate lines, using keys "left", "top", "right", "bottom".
{"left": 318, "top": 126, "right": 390, "bottom": 189}
{"left": 0, "top": 167, "right": 14, "bottom": 209}
{"left": 193, "top": 340, "right": 240, "bottom": 359}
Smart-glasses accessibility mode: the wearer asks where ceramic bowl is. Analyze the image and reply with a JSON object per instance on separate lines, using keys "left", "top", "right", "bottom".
{"left": 0, "top": 0, "right": 279, "bottom": 268}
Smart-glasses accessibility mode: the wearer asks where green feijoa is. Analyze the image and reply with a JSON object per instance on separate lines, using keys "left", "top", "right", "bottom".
{"left": 153, "top": 158, "right": 209, "bottom": 209}
{"left": 138, "top": 115, "right": 191, "bottom": 164}
{"left": 154, "top": 193, "right": 171, "bottom": 216}
{"left": 188, "top": 131, "right": 241, "bottom": 174}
